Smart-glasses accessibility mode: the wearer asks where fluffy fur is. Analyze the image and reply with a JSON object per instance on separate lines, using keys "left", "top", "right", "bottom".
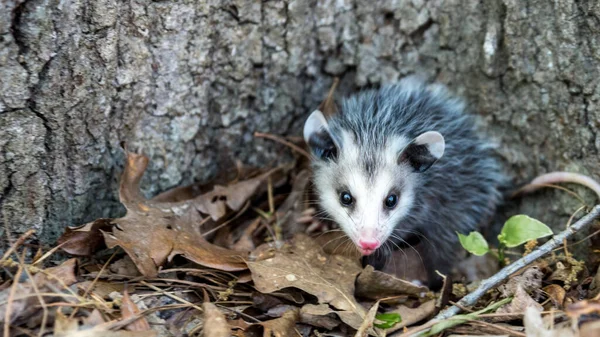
{"left": 306, "top": 76, "right": 507, "bottom": 288}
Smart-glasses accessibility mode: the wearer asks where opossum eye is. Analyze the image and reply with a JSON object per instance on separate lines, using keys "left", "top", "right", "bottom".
{"left": 340, "top": 191, "right": 353, "bottom": 206}
{"left": 384, "top": 194, "right": 398, "bottom": 209}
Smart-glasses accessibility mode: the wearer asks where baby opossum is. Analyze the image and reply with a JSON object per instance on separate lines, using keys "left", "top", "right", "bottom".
{"left": 303, "top": 76, "right": 507, "bottom": 289}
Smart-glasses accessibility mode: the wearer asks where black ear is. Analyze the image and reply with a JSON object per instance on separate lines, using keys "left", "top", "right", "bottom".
{"left": 399, "top": 131, "right": 445, "bottom": 172}
{"left": 303, "top": 110, "right": 339, "bottom": 160}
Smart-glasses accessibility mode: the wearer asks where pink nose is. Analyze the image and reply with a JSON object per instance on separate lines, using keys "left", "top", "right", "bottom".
{"left": 358, "top": 239, "right": 380, "bottom": 254}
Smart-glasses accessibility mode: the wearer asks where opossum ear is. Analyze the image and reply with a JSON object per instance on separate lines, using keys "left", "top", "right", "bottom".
{"left": 399, "top": 131, "right": 445, "bottom": 172}
{"left": 304, "top": 110, "right": 339, "bottom": 161}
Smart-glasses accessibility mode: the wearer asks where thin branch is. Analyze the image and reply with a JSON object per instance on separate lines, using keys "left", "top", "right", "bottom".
{"left": 434, "top": 204, "right": 600, "bottom": 322}
{"left": 254, "top": 132, "right": 311, "bottom": 158}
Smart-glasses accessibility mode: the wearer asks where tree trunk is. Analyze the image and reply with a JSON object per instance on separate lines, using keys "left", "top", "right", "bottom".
{"left": 1, "top": 0, "right": 599, "bottom": 251}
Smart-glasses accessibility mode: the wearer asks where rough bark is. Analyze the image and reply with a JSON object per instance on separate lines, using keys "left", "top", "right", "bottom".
{"left": 1, "top": 0, "right": 599, "bottom": 250}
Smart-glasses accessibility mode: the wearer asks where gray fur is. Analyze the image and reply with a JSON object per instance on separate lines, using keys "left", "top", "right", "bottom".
{"left": 306, "top": 76, "right": 508, "bottom": 288}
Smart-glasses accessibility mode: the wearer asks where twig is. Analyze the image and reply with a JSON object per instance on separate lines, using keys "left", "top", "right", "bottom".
{"left": 18, "top": 250, "right": 48, "bottom": 337}
{"left": 70, "top": 250, "right": 117, "bottom": 319}
{"left": 1, "top": 229, "right": 35, "bottom": 261}
{"left": 140, "top": 281, "right": 204, "bottom": 313}
{"left": 434, "top": 205, "right": 600, "bottom": 322}
{"left": 254, "top": 132, "right": 311, "bottom": 158}
{"left": 4, "top": 261, "right": 24, "bottom": 337}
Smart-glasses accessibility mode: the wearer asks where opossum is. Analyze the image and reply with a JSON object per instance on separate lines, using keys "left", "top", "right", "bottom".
{"left": 303, "top": 76, "right": 508, "bottom": 289}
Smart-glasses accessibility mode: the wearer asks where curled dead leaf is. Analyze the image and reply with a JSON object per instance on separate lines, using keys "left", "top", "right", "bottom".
{"left": 121, "top": 290, "right": 150, "bottom": 331}
{"left": 355, "top": 301, "right": 380, "bottom": 337}
{"left": 245, "top": 309, "right": 300, "bottom": 337}
{"left": 247, "top": 234, "right": 368, "bottom": 330}
{"left": 497, "top": 285, "right": 543, "bottom": 315}
{"left": 100, "top": 150, "right": 281, "bottom": 276}
{"left": 542, "top": 284, "right": 566, "bottom": 309}
{"left": 58, "top": 219, "right": 113, "bottom": 256}
{"left": 299, "top": 304, "right": 340, "bottom": 330}
{"left": 355, "top": 265, "right": 427, "bottom": 300}
{"left": 0, "top": 258, "right": 78, "bottom": 325}
{"left": 202, "top": 302, "right": 230, "bottom": 337}
{"left": 384, "top": 300, "right": 436, "bottom": 333}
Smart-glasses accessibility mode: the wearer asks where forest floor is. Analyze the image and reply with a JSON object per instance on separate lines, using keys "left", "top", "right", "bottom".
{"left": 1, "top": 138, "right": 600, "bottom": 337}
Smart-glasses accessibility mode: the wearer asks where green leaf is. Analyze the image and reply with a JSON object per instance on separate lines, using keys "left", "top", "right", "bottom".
{"left": 457, "top": 231, "right": 489, "bottom": 256}
{"left": 498, "top": 215, "right": 553, "bottom": 248}
{"left": 374, "top": 313, "right": 402, "bottom": 329}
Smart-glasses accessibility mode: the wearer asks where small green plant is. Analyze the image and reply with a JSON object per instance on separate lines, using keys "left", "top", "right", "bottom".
{"left": 458, "top": 215, "right": 553, "bottom": 263}
{"left": 374, "top": 312, "right": 402, "bottom": 329}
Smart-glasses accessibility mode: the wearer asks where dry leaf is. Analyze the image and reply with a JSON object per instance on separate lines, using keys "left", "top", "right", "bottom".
{"left": 109, "top": 256, "right": 142, "bottom": 277}
{"left": 497, "top": 285, "right": 543, "bottom": 314}
{"left": 355, "top": 265, "right": 427, "bottom": 299}
{"left": 499, "top": 266, "right": 543, "bottom": 297}
{"left": 76, "top": 281, "right": 135, "bottom": 299}
{"left": 54, "top": 309, "right": 157, "bottom": 337}
{"left": 100, "top": 150, "right": 275, "bottom": 276}
{"left": 245, "top": 309, "right": 300, "bottom": 337}
{"left": 523, "top": 306, "right": 577, "bottom": 337}
{"left": 58, "top": 219, "right": 113, "bottom": 256}
{"left": 355, "top": 301, "right": 380, "bottom": 337}
{"left": 581, "top": 320, "right": 600, "bottom": 337}
{"left": 0, "top": 258, "right": 78, "bottom": 325}
{"left": 299, "top": 304, "right": 340, "bottom": 330}
{"left": 121, "top": 290, "right": 151, "bottom": 331}
{"left": 247, "top": 234, "right": 368, "bottom": 330}
{"left": 202, "top": 302, "right": 230, "bottom": 337}
{"left": 384, "top": 300, "right": 436, "bottom": 333}
{"left": 82, "top": 309, "right": 106, "bottom": 327}
{"left": 542, "top": 284, "right": 566, "bottom": 309}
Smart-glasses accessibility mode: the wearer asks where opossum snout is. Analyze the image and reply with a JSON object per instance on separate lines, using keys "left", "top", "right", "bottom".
{"left": 358, "top": 238, "right": 380, "bottom": 256}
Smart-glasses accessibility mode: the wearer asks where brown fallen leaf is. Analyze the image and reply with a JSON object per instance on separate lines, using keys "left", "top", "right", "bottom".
{"left": 121, "top": 290, "right": 150, "bottom": 331}
{"left": 245, "top": 309, "right": 300, "bottom": 337}
{"left": 497, "top": 285, "right": 543, "bottom": 314}
{"left": 202, "top": 302, "right": 230, "bottom": 337}
{"left": 355, "top": 301, "right": 380, "bottom": 337}
{"left": 0, "top": 258, "right": 78, "bottom": 325}
{"left": 384, "top": 300, "right": 436, "bottom": 333}
{"left": 355, "top": 265, "right": 427, "bottom": 300}
{"left": 99, "top": 150, "right": 279, "bottom": 276}
{"left": 247, "top": 234, "right": 368, "bottom": 330}
{"left": 76, "top": 281, "right": 135, "bottom": 300}
{"left": 109, "top": 256, "right": 142, "bottom": 277}
{"left": 299, "top": 304, "right": 340, "bottom": 330}
{"left": 53, "top": 309, "right": 157, "bottom": 337}
{"left": 499, "top": 266, "right": 543, "bottom": 297}
{"left": 542, "top": 284, "right": 566, "bottom": 309}
{"left": 58, "top": 219, "right": 113, "bottom": 256}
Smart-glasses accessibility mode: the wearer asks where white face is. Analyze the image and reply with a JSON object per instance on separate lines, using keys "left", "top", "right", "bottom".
{"left": 313, "top": 131, "right": 416, "bottom": 256}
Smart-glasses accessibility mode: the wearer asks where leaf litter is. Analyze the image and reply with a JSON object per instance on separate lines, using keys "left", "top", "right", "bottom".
{"left": 2, "top": 142, "right": 600, "bottom": 337}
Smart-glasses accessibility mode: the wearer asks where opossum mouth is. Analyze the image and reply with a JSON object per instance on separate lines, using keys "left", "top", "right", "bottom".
{"left": 359, "top": 248, "right": 376, "bottom": 256}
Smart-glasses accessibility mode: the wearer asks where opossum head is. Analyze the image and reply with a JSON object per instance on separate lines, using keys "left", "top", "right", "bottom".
{"left": 303, "top": 107, "right": 445, "bottom": 256}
